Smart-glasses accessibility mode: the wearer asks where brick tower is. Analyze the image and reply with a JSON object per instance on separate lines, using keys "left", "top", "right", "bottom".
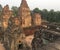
{"left": 33, "top": 13, "right": 41, "bottom": 26}
{"left": 18, "top": 0, "right": 31, "bottom": 28}
{"left": 2, "top": 5, "right": 12, "bottom": 30}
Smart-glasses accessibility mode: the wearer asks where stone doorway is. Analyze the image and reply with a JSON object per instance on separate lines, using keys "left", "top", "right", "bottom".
{"left": 18, "top": 41, "right": 24, "bottom": 50}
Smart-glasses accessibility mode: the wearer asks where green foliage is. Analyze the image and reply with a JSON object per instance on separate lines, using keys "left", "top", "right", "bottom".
{"left": 0, "top": 4, "right": 2, "bottom": 11}
{"left": 42, "top": 9, "right": 48, "bottom": 20}
{"left": 11, "top": 6, "right": 18, "bottom": 17}
{"left": 0, "top": 4, "right": 2, "bottom": 17}
{"left": 32, "top": 8, "right": 60, "bottom": 23}
{"left": 33, "top": 8, "right": 41, "bottom": 13}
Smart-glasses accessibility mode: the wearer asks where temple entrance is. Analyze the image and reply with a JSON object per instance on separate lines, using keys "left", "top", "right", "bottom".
{"left": 18, "top": 41, "right": 23, "bottom": 50}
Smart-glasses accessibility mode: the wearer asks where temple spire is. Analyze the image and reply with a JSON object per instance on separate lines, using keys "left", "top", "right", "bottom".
{"left": 20, "top": 0, "right": 29, "bottom": 8}
{"left": 18, "top": 0, "right": 32, "bottom": 27}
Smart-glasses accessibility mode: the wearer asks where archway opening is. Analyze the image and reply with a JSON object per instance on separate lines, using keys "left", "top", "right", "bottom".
{"left": 18, "top": 41, "right": 23, "bottom": 50}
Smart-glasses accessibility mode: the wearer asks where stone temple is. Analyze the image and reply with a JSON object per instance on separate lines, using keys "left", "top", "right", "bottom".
{"left": 0, "top": 0, "right": 41, "bottom": 35}
{"left": 0, "top": 0, "right": 41, "bottom": 50}
{"left": 2, "top": 0, "right": 41, "bottom": 29}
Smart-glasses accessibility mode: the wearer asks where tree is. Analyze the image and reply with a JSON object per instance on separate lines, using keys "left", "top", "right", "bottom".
{"left": 0, "top": 4, "right": 2, "bottom": 16}
{"left": 47, "top": 9, "right": 55, "bottom": 22}
{"left": 42, "top": 9, "right": 48, "bottom": 20}
{"left": 33, "top": 8, "right": 41, "bottom": 13}
{"left": 11, "top": 6, "right": 18, "bottom": 17}
{"left": 32, "top": 8, "right": 60, "bottom": 23}
{"left": 55, "top": 11, "right": 60, "bottom": 22}
{"left": 0, "top": 4, "right": 2, "bottom": 11}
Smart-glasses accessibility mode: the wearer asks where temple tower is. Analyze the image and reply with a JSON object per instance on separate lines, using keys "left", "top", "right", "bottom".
{"left": 33, "top": 13, "right": 41, "bottom": 26}
{"left": 2, "top": 5, "right": 12, "bottom": 30}
{"left": 18, "top": 0, "right": 31, "bottom": 28}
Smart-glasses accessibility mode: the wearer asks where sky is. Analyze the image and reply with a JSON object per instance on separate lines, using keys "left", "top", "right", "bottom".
{"left": 0, "top": 0, "right": 60, "bottom": 11}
